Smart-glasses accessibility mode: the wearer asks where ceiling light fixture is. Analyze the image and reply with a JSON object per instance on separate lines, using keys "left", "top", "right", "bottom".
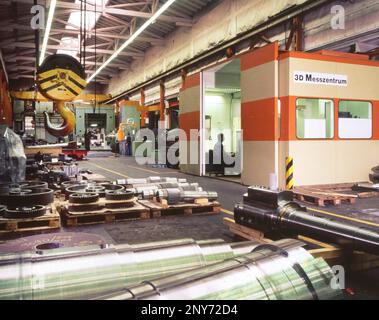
{"left": 39, "top": 0, "right": 57, "bottom": 66}
{"left": 87, "top": 0, "right": 177, "bottom": 82}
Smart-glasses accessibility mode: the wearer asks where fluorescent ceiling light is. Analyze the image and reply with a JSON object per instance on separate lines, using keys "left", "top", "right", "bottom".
{"left": 39, "top": 0, "right": 57, "bottom": 65}
{"left": 87, "top": 0, "right": 177, "bottom": 82}
{"left": 57, "top": 0, "right": 108, "bottom": 59}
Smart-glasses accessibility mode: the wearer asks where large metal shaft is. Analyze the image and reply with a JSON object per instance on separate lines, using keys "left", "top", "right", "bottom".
{"left": 234, "top": 187, "right": 379, "bottom": 255}
{"left": 98, "top": 239, "right": 342, "bottom": 300}
{"left": 156, "top": 188, "right": 218, "bottom": 204}
{"left": 0, "top": 238, "right": 259, "bottom": 300}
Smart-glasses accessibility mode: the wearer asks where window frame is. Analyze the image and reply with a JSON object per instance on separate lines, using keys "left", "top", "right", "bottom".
{"left": 295, "top": 97, "right": 335, "bottom": 140}
{"left": 337, "top": 99, "right": 373, "bottom": 140}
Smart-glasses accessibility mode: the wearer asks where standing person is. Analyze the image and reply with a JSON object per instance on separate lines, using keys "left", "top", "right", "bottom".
{"left": 126, "top": 132, "right": 132, "bottom": 156}
{"left": 84, "top": 130, "right": 91, "bottom": 151}
{"left": 117, "top": 125, "right": 126, "bottom": 155}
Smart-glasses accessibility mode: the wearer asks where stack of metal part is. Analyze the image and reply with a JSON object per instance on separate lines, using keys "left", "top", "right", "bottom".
{"left": 0, "top": 181, "right": 54, "bottom": 219}
{"left": 116, "top": 176, "right": 218, "bottom": 204}
{"left": 234, "top": 186, "right": 379, "bottom": 255}
{"left": 0, "top": 236, "right": 342, "bottom": 300}
{"left": 0, "top": 237, "right": 261, "bottom": 300}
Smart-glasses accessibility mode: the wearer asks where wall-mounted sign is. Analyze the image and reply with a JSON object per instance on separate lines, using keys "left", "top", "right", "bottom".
{"left": 293, "top": 71, "right": 348, "bottom": 86}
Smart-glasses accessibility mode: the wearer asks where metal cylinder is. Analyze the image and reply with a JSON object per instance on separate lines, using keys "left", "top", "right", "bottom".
{"left": 116, "top": 177, "right": 187, "bottom": 186}
{"left": 0, "top": 238, "right": 260, "bottom": 300}
{"left": 157, "top": 188, "right": 218, "bottom": 204}
{"left": 99, "top": 239, "right": 342, "bottom": 300}
{"left": 234, "top": 186, "right": 379, "bottom": 255}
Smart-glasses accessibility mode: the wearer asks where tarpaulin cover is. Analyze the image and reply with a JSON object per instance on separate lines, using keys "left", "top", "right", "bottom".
{"left": 0, "top": 125, "right": 26, "bottom": 182}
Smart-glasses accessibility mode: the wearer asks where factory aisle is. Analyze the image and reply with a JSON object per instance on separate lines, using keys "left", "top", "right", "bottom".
{"left": 70, "top": 152, "right": 247, "bottom": 245}
{"left": 79, "top": 152, "right": 247, "bottom": 213}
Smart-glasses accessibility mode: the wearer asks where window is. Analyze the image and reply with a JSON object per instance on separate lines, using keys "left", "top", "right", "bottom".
{"left": 296, "top": 98, "right": 334, "bottom": 139}
{"left": 338, "top": 101, "right": 372, "bottom": 139}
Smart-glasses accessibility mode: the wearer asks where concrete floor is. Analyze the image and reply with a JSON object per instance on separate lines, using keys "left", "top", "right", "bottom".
{"left": 72, "top": 152, "right": 379, "bottom": 299}
{"left": 74, "top": 151, "right": 245, "bottom": 244}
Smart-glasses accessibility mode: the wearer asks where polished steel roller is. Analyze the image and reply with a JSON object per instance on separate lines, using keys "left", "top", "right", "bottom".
{"left": 0, "top": 238, "right": 260, "bottom": 300}
{"left": 99, "top": 239, "right": 342, "bottom": 300}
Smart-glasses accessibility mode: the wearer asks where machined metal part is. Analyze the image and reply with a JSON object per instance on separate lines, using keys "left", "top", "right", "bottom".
{"left": 69, "top": 193, "right": 99, "bottom": 204}
{"left": 61, "top": 180, "right": 111, "bottom": 192}
{"left": 17, "top": 181, "right": 49, "bottom": 192}
{"left": 0, "top": 232, "right": 106, "bottom": 253}
{"left": 4, "top": 205, "right": 47, "bottom": 219}
{"left": 105, "top": 190, "right": 134, "bottom": 201}
{"left": 0, "top": 238, "right": 261, "bottom": 300}
{"left": 235, "top": 186, "right": 379, "bottom": 255}
{"left": 65, "top": 183, "right": 124, "bottom": 199}
{"left": 85, "top": 186, "right": 106, "bottom": 196}
{"left": 116, "top": 177, "right": 187, "bottom": 186}
{"left": 97, "top": 239, "right": 342, "bottom": 300}
{"left": 105, "top": 201, "right": 135, "bottom": 209}
{"left": 0, "top": 188, "right": 54, "bottom": 206}
{"left": 156, "top": 188, "right": 218, "bottom": 204}
{"left": 0, "top": 181, "right": 48, "bottom": 194}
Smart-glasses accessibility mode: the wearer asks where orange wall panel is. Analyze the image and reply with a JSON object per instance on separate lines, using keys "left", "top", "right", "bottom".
{"left": 179, "top": 111, "right": 200, "bottom": 141}
{"left": 241, "top": 98, "right": 278, "bottom": 141}
{"left": 181, "top": 73, "right": 200, "bottom": 91}
{"left": 279, "top": 51, "right": 379, "bottom": 67}
{"left": 0, "top": 69, "right": 12, "bottom": 126}
{"left": 241, "top": 42, "right": 279, "bottom": 71}
{"left": 373, "top": 101, "right": 379, "bottom": 140}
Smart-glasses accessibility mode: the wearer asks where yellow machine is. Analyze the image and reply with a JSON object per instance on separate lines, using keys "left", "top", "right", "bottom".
{"left": 36, "top": 54, "right": 87, "bottom": 137}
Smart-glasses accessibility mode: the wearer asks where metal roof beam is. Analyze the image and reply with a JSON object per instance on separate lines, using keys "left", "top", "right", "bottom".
{"left": 54, "top": 1, "right": 192, "bottom": 25}
{"left": 1, "top": 24, "right": 165, "bottom": 45}
{"left": 1, "top": 42, "right": 145, "bottom": 58}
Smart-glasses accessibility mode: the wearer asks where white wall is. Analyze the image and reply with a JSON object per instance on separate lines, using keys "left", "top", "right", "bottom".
{"left": 204, "top": 92, "right": 241, "bottom": 153}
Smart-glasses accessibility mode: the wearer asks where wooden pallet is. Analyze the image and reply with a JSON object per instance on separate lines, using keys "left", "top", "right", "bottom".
{"left": 0, "top": 205, "right": 61, "bottom": 237}
{"left": 223, "top": 217, "right": 379, "bottom": 271}
{"left": 138, "top": 199, "right": 221, "bottom": 218}
{"left": 58, "top": 200, "right": 150, "bottom": 227}
{"left": 293, "top": 187, "right": 357, "bottom": 206}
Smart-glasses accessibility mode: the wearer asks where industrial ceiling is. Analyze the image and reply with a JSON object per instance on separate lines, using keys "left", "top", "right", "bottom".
{"left": 0, "top": 0, "right": 215, "bottom": 87}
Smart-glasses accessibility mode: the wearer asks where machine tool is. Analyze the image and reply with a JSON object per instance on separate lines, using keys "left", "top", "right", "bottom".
{"left": 234, "top": 186, "right": 379, "bottom": 255}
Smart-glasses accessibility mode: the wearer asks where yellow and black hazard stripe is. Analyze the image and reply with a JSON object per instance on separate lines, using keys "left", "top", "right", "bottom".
{"left": 285, "top": 156, "right": 294, "bottom": 190}
{"left": 37, "top": 68, "right": 87, "bottom": 101}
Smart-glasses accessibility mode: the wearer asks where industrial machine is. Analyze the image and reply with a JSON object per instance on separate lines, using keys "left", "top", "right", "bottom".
{"left": 37, "top": 54, "right": 87, "bottom": 137}
{"left": 234, "top": 186, "right": 379, "bottom": 255}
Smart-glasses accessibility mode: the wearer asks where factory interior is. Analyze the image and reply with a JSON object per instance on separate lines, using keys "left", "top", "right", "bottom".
{"left": 1, "top": 0, "right": 379, "bottom": 304}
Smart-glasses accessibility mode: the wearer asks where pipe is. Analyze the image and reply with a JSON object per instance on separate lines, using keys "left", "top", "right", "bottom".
{"left": 156, "top": 188, "right": 218, "bottom": 204}
{"left": 0, "top": 238, "right": 260, "bottom": 300}
{"left": 97, "top": 239, "right": 342, "bottom": 300}
{"left": 234, "top": 186, "right": 379, "bottom": 255}
{"left": 43, "top": 101, "right": 76, "bottom": 137}
{"left": 116, "top": 177, "right": 187, "bottom": 185}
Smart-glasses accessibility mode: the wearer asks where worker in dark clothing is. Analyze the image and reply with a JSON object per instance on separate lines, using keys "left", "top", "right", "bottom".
{"left": 84, "top": 130, "right": 91, "bottom": 151}
{"left": 213, "top": 133, "right": 225, "bottom": 165}
{"left": 126, "top": 132, "right": 132, "bottom": 156}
